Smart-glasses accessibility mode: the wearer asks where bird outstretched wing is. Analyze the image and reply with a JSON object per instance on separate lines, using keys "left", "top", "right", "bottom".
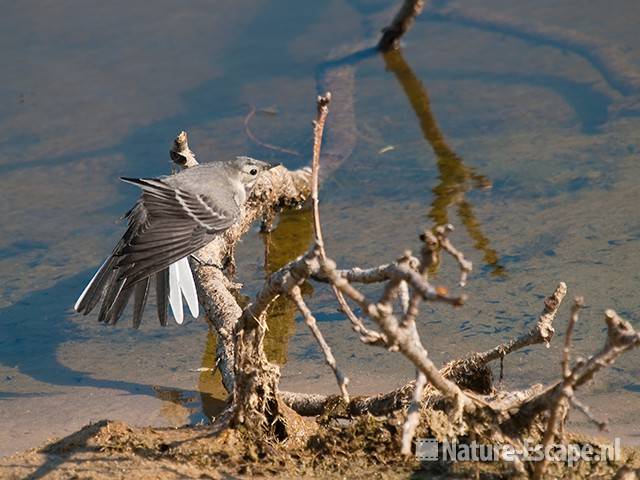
{"left": 74, "top": 176, "right": 239, "bottom": 327}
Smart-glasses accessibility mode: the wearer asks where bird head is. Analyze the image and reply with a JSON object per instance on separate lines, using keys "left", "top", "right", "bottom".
{"left": 229, "top": 156, "right": 279, "bottom": 190}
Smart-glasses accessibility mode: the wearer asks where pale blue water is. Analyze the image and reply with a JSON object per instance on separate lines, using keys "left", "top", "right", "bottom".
{"left": 1, "top": 0, "right": 639, "bottom": 455}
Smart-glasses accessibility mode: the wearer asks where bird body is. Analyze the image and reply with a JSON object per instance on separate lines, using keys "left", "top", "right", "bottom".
{"left": 74, "top": 157, "right": 274, "bottom": 327}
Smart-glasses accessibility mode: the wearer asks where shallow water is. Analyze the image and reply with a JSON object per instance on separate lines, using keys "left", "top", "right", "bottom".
{"left": 1, "top": 0, "right": 639, "bottom": 456}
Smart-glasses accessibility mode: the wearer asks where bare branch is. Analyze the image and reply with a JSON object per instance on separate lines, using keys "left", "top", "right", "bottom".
{"left": 475, "top": 282, "right": 567, "bottom": 366}
{"left": 570, "top": 396, "right": 608, "bottom": 432}
{"left": 169, "top": 130, "right": 198, "bottom": 168}
{"left": 401, "top": 371, "right": 426, "bottom": 455}
{"left": 308, "top": 92, "right": 388, "bottom": 348}
{"left": 572, "top": 309, "right": 640, "bottom": 388}
{"left": 279, "top": 381, "right": 417, "bottom": 417}
{"left": 311, "top": 92, "right": 331, "bottom": 252}
{"left": 238, "top": 248, "right": 322, "bottom": 332}
{"left": 281, "top": 281, "right": 566, "bottom": 420}
{"left": 321, "top": 258, "right": 473, "bottom": 414}
{"left": 402, "top": 230, "right": 438, "bottom": 328}
{"left": 434, "top": 224, "right": 473, "bottom": 287}
{"left": 534, "top": 296, "right": 585, "bottom": 479}
{"left": 563, "top": 297, "right": 584, "bottom": 379}
{"left": 289, "top": 286, "right": 350, "bottom": 402}
{"left": 528, "top": 305, "right": 639, "bottom": 479}
{"left": 320, "top": 262, "right": 398, "bottom": 284}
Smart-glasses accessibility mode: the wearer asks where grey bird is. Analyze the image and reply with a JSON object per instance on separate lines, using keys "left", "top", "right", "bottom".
{"left": 74, "top": 156, "right": 275, "bottom": 327}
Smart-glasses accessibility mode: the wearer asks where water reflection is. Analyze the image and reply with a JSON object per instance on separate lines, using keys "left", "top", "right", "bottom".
{"left": 262, "top": 207, "right": 314, "bottom": 363}
{"left": 190, "top": 207, "right": 314, "bottom": 421}
{"left": 0, "top": 271, "right": 161, "bottom": 397}
{"left": 196, "top": 331, "right": 230, "bottom": 421}
{"left": 382, "top": 48, "right": 505, "bottom": 276}
{"left": 152, "top": 386, "right": 198, "bottom": 427}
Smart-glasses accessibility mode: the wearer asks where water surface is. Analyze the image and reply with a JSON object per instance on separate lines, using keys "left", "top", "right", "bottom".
{"left": 1, "top": 0, "right": 639, "bottom": 456}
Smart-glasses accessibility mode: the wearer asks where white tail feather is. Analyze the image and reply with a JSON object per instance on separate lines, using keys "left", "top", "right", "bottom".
{"left": 168, "top": 262, "right": 184, "bottom": 324}
{"left": 74, "top": 257, "right": 108, "bottom": 312}
{"left": 175, "top": 257, "right": 199, "bottom": 318}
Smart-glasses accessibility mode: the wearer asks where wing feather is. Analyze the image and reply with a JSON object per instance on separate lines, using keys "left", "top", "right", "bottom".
{"left": 176, "top": 257, "right": 199, "bottom": 318}
{"left": 169, "top": 262, "right": 184, "bottom": 324}
{"left": 132, "top": 277, "right": 150, "bottom": 329}
{"left": 74, "top": 257, "right": 109, "bottom": 312}
{"left": 156, "top": 268, "right": 169, "bottom": 327}
{"left": 74, "top": 174, "right": 239, "bottom": 327}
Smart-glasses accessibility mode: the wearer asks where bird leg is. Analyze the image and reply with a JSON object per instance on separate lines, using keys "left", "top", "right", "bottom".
{"left": 190, "top": 254, "right": 224, "bottom": 270}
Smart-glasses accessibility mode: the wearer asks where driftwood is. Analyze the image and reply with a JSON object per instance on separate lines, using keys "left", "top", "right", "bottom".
{"left": 170, "top": 92, "right": 638, "bottom": 476}
{"left": 164, "top": 3, "right": 639, "bottom": 477}
{"left": 170, "top": 132, "right": 311, "bottom": 393}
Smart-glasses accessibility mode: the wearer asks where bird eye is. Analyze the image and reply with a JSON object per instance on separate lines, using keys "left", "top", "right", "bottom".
{"left": 250, "top": 168, "right": 258, "bottom": 176}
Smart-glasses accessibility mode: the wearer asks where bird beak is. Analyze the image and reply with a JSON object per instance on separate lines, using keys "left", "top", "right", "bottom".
{"left": 268, "top": 162, "right": 282, "bottom": 170}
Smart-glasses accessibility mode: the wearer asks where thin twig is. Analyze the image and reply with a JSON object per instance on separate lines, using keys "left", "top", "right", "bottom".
{"left": 474, "top": 282, "right": 567, "bottom": 368}
{"left": 311, "top": 93, "right": 331, "bottom": 252}
{"left": 401, "top": 371, "right": 426, "bottom": 455}
{"left": 563, "top": 297, "right": 584, "bottom": 379}
{"left": 534, "top": 297, "right": 585, "bottom": 479}
{"left": 434, "top": 224, "right": 473, "bottom": 287}
{"left": 570, "top": 396, "right": 608, "bottom": 432}
{"left": 572, "top": 309, "right": 640, "bottom": 388}
{"left": 310, "top": 93, "right": 384, "bottom": 346}
{"left": 337, "top": 292, "right": 387, "bottom": 346}
{"left": 290, "top": 286, "right": 350, "bottom": 402}
{"left": 401, "top": 229, "right": 438, "bottom": 328}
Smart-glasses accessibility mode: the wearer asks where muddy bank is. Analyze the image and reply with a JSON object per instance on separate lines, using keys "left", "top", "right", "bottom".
{"left": 1, "top": 418, "right": 638, "bottom": 479}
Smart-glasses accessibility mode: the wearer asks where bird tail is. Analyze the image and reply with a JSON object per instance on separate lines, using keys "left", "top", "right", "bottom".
{"left": 73, "top": 255, "right": 139, "bottom": 326}
{"left": 168, "top": 257, "right": 199, "bottom": 324}
{"left": 74, "top": 256, "right": 115, "bottom": 315}
{"left": 74, "top": 256, "right": 199, "bottom": 327}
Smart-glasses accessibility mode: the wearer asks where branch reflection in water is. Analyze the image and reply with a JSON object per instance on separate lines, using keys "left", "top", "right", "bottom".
{"left": 382, "top": 48, "right": 504, "bottom": 276}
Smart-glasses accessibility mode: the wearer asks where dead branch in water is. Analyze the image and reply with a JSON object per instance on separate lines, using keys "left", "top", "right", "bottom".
{"left": 171, "top": 131, "right": 311, "bottom": 393}
{"left": 162, "top": 120, "right": 637, "bottom": 480}
{"left": 170, "top": 90, "right": 639, "bottom": 476}
{"left": 277, "top": 279, "right": 567, "bottom": 419}
{"left": 378, "top": 0, "right": 426, "bottom": 51}
{"left": 163, "top": 5, "right": 639, "bottom": 468}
